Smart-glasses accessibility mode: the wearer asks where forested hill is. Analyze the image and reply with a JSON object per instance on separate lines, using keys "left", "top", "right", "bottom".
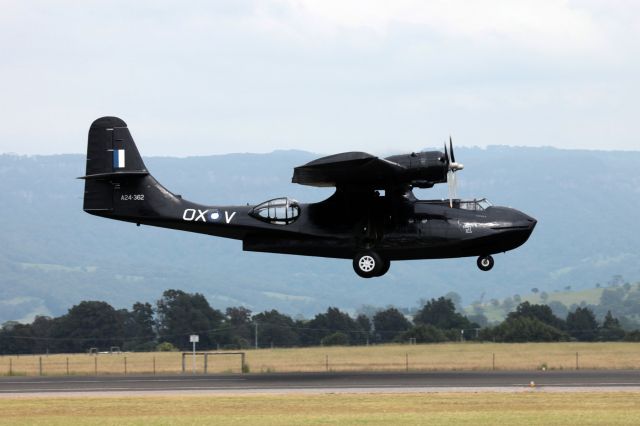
{"left": 1, "top": 146, "right": 639, "bottom": 323}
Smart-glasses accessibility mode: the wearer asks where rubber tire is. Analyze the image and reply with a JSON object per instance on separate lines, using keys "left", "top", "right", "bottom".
{"left": 375, "top": 258, "right": 391, "bottom": 277}
{"left": 477, "top": 255, "right": 494, "bottom": 271}
{"left": 353, "top": 251, "right": 383, "bottom": 278}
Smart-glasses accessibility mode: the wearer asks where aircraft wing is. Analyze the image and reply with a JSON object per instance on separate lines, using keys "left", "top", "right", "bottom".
{"left": 292, "top": 152, "right": 406, "bottom": 188}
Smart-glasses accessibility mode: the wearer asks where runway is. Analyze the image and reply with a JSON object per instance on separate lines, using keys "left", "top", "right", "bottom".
{"left": 2, "top": 370, "right": 640, "bottom": 396}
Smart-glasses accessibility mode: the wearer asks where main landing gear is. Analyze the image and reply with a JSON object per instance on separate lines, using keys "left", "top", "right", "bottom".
{"left": 353, "top": 252, "right": 493, "bottom": 277}
{"left": 353, "top": 251, "right": 390, "bottom": 278}
{"left": 477, "top": 255, "right": 494, "bottom": 271}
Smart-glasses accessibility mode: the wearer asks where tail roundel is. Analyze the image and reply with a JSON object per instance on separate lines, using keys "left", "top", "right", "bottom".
{"left": 81, "top": 116, "right": 149, "bottom": 212}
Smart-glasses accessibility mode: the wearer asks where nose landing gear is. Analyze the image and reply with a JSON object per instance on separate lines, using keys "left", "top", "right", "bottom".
{"left": 477, "top": 255, "right": 494, "bottom": 271}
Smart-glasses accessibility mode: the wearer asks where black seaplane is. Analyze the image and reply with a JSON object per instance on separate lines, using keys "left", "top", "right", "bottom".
{"left": 81, "top": 117, "right": 536, "bottom": 278}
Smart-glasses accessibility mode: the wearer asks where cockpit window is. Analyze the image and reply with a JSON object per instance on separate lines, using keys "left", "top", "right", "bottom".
{"left": 250, "top": 197, "right": 300, "bottom": 225}
{"left": 459, "top": 198, "right": 492, "bottom": 211}
{"left": 478, "top": 199, "right": 492, "bottom": 210}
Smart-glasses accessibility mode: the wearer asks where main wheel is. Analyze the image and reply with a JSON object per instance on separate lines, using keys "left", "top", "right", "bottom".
{"left": 477, "top": 255, "right": 494, "bottom": 271}
{"left": 353, "top": 251, "right": 383, "bottom": 278}
{"left": 376, "top": 258, "right": 391, "bottom": 277}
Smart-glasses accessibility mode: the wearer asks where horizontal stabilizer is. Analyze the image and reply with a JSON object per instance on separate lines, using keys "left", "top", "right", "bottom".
{"left": 79, "top": 171, "right": 149, "bottom": 180}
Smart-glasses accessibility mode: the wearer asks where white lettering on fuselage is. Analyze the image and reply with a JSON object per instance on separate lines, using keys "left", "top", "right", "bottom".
{"left": 182, "top": 209, "right": 197, "bottom": 221}
{"left": 182, "top": 208, "right": 236, "bottom": 224}
{"left": 225, "top": 211, "right": 236, "bottom": 224}
{"left": 194, "top": 209, "right": 208, "bottom": 222}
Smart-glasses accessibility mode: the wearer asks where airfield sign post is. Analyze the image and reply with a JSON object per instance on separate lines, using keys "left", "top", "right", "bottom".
{"left": 190, "top": 335, "right": 199, "bottom": 374}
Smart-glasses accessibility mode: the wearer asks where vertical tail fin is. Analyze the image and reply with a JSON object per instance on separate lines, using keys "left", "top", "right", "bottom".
{"left": 84, "top": 116, "right": 148, "bottom": 178}
{"left": 82, "top": 116, "right": 150, "bottom": 212}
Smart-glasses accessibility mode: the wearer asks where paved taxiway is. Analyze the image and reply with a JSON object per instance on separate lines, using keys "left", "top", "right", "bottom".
{"left": 2, "top": 370, "right": 640, "bottom": 396}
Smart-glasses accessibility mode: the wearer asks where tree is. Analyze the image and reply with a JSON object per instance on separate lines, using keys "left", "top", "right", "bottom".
{"left": 444, "top": 292, "right": 463, "bottom": 310}
{"left": 372, "top": 308, "right": 411, "bottom": 343}
{"left": 508, "top": 302, "right": 565, "bottom": 330}
{"left": 355, "top": 314, "right": 372, "bottom": 343}
{"left": 252, "top": 310, "right": 300, "bottom": 347}
{"left": 482, "top": 316, "right": 566, "bottom": 342}
{"left": 223, "top": 306, "right": 253, "bottom": 348}
{"left": 547, "top": 301, "right": 569, "bottom": 320}
{"left": 566, "top": 307, "right": 598, "bottom": 341}
{"left": 414, "top": 297, "right": 476, "bottom": 330}
{"left": 599, "top": 311, "right": 625, "bottom": 341}
{"left": 321, "top": 332, "right": 349, "bottom": 346}
{"left": 226, "top": 306, "right": 252, "bottom": 326}
{"left": 0, "top": 321, "right": 35, "bottom": 354}
{"left": 156, "top": 289, "right": 224, "bottom": 349}
{"left": 30, "top": 316, "right": 56, "bottom": 353}
{"left": 624, "top": 330, "right": 640, "bottom": 342}
{"left": 305, "top": 307, "right": 363, "bottom": 345}
{"left": 397, "top": 325, "right": 446, "bottom": 343}
{"left": 123, "top": 302, "right": 156, "bottom": 351}
{"left": 52, "top": 301, "right": 125, "bottom": 353}
{"left": 602, "top": 310, "right": 620, "bottom": 328}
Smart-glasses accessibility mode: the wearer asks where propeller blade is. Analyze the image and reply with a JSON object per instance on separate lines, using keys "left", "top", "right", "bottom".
{"left": 449, "top": 136, "right": 455, "bottom": 164}
{"left": 444, "top": 142, "right": 450, "bottom": 165}
{"left": 445, "top": 136, "right": 462, "bottom": 207}
{"left": 447, "top": 170, "right": 454, "bottom": 208}
{"left": 452, "top": 170, "right": 457, "bottom": 199}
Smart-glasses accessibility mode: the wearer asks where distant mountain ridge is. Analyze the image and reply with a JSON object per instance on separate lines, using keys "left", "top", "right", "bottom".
{"left": 1, "top": 146, "right": 639, "bottom": 323}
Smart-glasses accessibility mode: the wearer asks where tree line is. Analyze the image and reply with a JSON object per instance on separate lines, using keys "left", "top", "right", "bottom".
{"left": 1, "top": 289, "right": 639, "bottom": 355}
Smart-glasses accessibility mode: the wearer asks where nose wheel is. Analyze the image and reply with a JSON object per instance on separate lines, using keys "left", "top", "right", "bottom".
{"left": 477, "top": 255, "right": 494, "bottom": 271}
{"left": 353, "top": 251, "right": 389, "bottom": 278}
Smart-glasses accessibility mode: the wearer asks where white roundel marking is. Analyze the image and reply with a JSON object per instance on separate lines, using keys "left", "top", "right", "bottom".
{"left": 211, "top": 211, "right": 220, "bottom": 220}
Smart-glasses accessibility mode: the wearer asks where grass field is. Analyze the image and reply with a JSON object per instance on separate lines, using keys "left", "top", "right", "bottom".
{"left": 2, "top": 342, "right": 640, "bottom": 376}
{"left": 1, "top": 392, "right": 639, "bottom": 425}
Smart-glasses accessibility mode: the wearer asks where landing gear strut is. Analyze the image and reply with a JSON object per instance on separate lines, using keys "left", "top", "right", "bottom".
{"left": 353, "top": 251, "right": 389, "bottom": 278}
{"left": 477, "top": 255, "right": 494, "bottom": 271}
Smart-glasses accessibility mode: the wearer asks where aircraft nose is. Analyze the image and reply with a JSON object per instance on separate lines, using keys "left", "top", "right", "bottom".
{"left": 523, "top": 214, "right": 537, "bottom": 231}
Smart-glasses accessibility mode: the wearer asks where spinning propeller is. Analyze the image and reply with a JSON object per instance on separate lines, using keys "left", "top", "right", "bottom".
{"left": 444, "top": 137, "right": 464, "bottom": 207}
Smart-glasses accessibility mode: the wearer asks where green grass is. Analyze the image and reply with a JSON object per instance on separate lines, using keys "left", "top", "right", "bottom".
{"left": 0, "top": 393, "right": 639, "bottom": 425}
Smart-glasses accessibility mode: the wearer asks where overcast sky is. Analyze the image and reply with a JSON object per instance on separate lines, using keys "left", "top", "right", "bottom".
{"left": 1, "top": 0, "right": 638, "bottom": 156}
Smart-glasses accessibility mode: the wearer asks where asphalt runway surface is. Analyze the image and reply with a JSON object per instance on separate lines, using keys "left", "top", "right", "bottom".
{"left": 2, "top": 370, "right": 640, "bottom": 396}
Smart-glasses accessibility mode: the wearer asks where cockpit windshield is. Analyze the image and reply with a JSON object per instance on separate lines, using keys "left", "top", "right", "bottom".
{"left": 459, "top": 198, "right": 492, "bottom": 211}
{"left": 250, "top": 197, "right": 300, "bottom": 225}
